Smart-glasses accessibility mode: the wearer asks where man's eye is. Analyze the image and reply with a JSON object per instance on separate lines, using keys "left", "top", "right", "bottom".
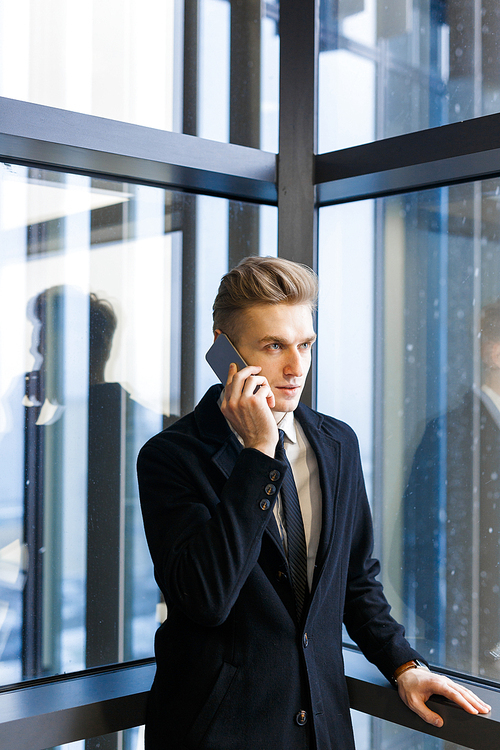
{"left": 268, "top": 343, "right": 281, "bottom": 350}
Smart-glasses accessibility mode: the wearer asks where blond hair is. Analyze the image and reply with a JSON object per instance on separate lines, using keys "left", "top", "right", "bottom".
{"left": 213, "top": 256, "right": 318, "bottom": 341}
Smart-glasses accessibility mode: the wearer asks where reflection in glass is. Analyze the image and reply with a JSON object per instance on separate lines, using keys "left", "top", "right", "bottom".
{"left": 319, "top": 0, "right": 500, "bottom": 151}
{"left": 318, "top": 179, "right": 500, "bottom": 685}
{"left": 0, "top": 163, "right": 277, "bottom": 685}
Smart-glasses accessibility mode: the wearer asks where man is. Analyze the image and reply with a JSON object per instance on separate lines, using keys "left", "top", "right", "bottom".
{"left": 138, "top": 256, "right": 489, "bottom": 750}
{"left": 405, "top": 298, "right": 500, "bottom": 678}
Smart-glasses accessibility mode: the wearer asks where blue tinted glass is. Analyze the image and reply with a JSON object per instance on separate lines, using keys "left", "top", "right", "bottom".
{"left": 319, "top": 180, "right": 500, "bottom": 681}
{"left": 319, "top": 0, "right": 500, "bottom": 151}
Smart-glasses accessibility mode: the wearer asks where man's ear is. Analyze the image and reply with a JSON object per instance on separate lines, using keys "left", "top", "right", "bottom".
{"left": 214, "top": 329, "right": 222, "bottom": 343}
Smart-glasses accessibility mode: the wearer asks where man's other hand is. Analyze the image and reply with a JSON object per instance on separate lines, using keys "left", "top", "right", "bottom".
{"left": 397, "top": 666, "right": 491, "bottom": 727}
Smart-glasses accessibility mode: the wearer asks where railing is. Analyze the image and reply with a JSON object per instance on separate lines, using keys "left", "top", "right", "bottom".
{"left": 2, "top": 650, "right": 499, "bottom": 750}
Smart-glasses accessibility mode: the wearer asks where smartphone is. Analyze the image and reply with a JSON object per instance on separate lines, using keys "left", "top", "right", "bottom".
{"left": 205, "top": 333, "right": 248, "bottom": 384}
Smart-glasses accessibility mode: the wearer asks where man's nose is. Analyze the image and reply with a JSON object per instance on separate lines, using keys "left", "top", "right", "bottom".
{"left": 284, "top": 350, "right": 303, "bottom": 377}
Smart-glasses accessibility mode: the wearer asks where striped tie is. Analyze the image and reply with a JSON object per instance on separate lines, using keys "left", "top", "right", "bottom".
{"left": 276, "top": 429, "right": 308, "bottom": 620}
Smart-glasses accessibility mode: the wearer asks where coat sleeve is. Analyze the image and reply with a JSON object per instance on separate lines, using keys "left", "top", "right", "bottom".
{"left": 342, "top": 437, "right": 425, "bottom": 683}
{"left": 137, "top": 435, "right": 288, "bottom": 628}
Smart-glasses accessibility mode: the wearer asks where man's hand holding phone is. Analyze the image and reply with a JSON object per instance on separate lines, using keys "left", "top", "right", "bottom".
{"left": 221, "top": 363, "right": 278, "bottom": 458}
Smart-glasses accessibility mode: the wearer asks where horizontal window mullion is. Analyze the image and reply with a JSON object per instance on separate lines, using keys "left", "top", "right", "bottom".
{"left": 316, "top": 148, "right": 500, "bottom": 205}
{"left": 0, "top": 97, "right": 277, "bottom": 205}
{"left": 316, "top": 112, "right": 500, "bottom": 205}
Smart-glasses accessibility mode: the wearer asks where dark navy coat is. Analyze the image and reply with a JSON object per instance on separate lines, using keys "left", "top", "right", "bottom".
{"left": 137, "top": 385, "right": 420, "bottom": 749}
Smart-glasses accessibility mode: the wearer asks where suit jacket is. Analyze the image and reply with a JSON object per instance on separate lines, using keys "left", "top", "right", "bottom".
{"left": 138, "top": 385, "right": 420, "bottom": 750}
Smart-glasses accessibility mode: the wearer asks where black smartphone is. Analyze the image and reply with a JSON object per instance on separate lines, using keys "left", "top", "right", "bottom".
{"left": 205, "top": 333, "right": 248, "bottom": 384}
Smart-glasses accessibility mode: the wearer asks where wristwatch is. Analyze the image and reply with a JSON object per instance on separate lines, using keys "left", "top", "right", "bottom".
{"left": 392, "top": 659, "right": 429, "bottom": 685}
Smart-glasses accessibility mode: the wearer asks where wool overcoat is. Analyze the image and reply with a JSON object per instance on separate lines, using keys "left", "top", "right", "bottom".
{"left": 137, "top": 385, "right": 421, "bottom": 750}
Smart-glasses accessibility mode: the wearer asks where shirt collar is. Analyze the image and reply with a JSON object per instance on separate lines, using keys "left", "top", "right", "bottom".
{"left": 277, "top": 409, "right": 297, "bottom": 444}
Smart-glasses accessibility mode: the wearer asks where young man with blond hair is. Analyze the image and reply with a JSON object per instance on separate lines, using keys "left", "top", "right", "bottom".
{"left": 138, "top": 256, "right": 489, "bottom": 750}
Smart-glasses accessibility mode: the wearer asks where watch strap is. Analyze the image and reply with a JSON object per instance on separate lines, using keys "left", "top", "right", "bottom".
{"left": 392, "top": 659, "right": 429, "bottom": 685}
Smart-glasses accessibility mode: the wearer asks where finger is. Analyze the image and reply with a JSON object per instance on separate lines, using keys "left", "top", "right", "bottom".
{"left": 225, "top": 362, "right": 238, "bottom": 388}
{"left": 440, "top": 683, "right": 486, "bottom": 714}
{"left": 241, "top": 374, "right": 269, "bottom": 397}
{"left": 228, "top": 365, "right": 262, "bottom": 393}
{"left": 452, "top": 684, "right": 491, "bottom": 712}
{"left": 420, "top": 708, "right": 444, "bottom": 728}
{"left": 403, "top": 694, "right": 444, "bottom": 728}
{"left": 423, "top": 675, "right": 490, "bottom": 715}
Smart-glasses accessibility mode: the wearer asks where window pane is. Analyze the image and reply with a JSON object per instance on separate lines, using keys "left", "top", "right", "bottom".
{"left": 319, "top": 0, "right": 500, "bottom": 151}
{"left": 0, "top": 0, "right": 183, "bottom": 132}
{"left": 0, "top": 162, "right": 277, "bottom": 684}
{"left": 318, "top": 179, "right": 500, "bottom": 682}
{"left": 57, "top": 725, "right": 142, "bottom": 750}
{"left": 351, "top": 709, "right": 471, "bottom": 749}
{"left": 197, "top": 0, "right": 279, "bottom": 151}
{"left": 0, "top": 0, "right": 279, "bottom": 151}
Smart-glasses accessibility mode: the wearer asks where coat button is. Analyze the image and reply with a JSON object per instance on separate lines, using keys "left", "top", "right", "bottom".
{"left": 264, "top": 483, "right": 276, "bottom": 496}
{"left": 295, "top": 710, "right": 308, "bottom": 726}
{"left": 260, "top": 498, "right": 271, "bottom": 510}
{"left": 303, "top": 633, "right": 308, "bottom": 648}
{"left": 269, "top": 469, "right": 281, "bottom": 481}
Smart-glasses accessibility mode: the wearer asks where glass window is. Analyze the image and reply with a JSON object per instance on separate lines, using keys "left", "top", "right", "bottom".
{"left": 58, "top": 726, "right": 142, "bottom": 750}
{"left": 0, "top": 0, "right": 279, "bottom": 151}
{"left": 319, "top": 0, "right": 500, "bottom": 152}
{"left": 0, "top": 162, "right": 277, "bottom": 684}
{"left": 318, "top": 178, "right": 500, "bottom": 682}
{"left": 351, "top": 709, "right": 471, "bottom": 749}
{"left": 0, "top": 0, "right": 183, "bottom": 131}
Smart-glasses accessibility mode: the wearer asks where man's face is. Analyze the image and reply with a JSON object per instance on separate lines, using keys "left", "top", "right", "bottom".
{"left": 230, "top": 302, "right": 316, "bottom": 414}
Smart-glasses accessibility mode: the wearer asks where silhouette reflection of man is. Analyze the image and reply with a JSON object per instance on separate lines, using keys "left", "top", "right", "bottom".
{"left": 23, "top": 286, "right": 144, "bottom": 676}
{"left": 405, "top": 298, "right": 500, "bottom": 678}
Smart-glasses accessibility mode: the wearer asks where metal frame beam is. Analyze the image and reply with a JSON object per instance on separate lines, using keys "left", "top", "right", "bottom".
{"left": 0, "top": 97, "right": 277, "bottom": 204}
{"left": 316, "top": 113, "right": 500, "bottom": 204}
{"left": 278, "top": 0, "right": 318, "bottom": 268}
{"left": 277, "top": 0, "right": 319, "bottom": 409}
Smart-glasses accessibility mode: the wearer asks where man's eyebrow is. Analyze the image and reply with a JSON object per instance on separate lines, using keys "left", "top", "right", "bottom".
{"left": 259, "top": 334, "right": 317, "bottom": 344}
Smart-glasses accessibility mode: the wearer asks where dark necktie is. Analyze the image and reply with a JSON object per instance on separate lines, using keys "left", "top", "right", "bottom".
{"left": 276, "top": 429, "right": 308, "bottom": 619}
